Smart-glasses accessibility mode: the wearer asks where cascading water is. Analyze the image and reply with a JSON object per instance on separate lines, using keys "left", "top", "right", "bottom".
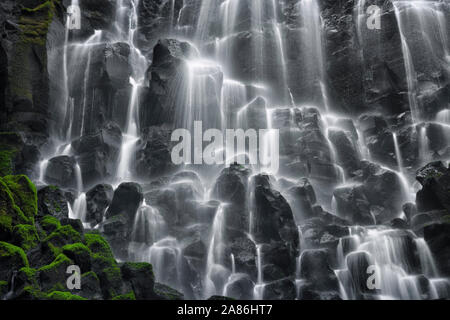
{"left": 30, "top": 0, "right": 450, "bottom": 301}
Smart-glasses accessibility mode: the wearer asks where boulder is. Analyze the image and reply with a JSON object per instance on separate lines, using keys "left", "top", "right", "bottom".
{"left": 85, "top": 184, "right": 113, "bottom": 225}
{"left": 105, "top": 183, "right": 143, "bottom": 220}
{"left": 37, "top": 186, "right": 69, "bottom": 220}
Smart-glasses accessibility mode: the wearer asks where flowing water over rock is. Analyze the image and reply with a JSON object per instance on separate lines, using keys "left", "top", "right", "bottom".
{"left": 21, "top": 0, "right": 450, "bottom": 300}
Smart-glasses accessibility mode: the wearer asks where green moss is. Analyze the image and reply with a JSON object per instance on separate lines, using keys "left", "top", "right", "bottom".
{"left": 19, "top": 1, "right": 56, "bottom": 46}
{"left": 112, "top": 291, "right": 136, "bottom": 300}
{"left": 12, "top": 224, "right": 39, "bottom": 251}
{"left": 82, "top": 271, "right": 99, "bottom": 282}
{"left": 100, "top": 266, "right": 124, "bottom": 298}
{"left": 84, "top": 232, "right": 115, "bottom": 260}
{"left": 62, "top": 242, "right": 92, "bottom": 271}
{"left": 38, "top": 253, "right": 72, "bottom": 273}
{"left": 20, "top": 285, "right": 47, "bottom": 299}
{"left": 0, "top": 177, "right": 31, "bottom": 238}
{"left": 0, "top": 241, "right": 29, "bottom": 281}
{"left": 39, "top": 215, "right": 61, "bottom": 234}
{"left": 0, "top": 149, "right": 17, "bottom": 177}
{"left": 46, "top": 291, "right": 86, "bottom": 300}
{"left": 0, "top": 133, "right": 22, "bottom": 177}
{"left": 38, "top": 253, "right": 74, "bottom": 293}
{"left": 45, "top": 225, "right": 82, "bottom": 248}
{"left": 0, "top": 241, "right": 29, "bottom": 266}
{"left": 17, "top": 266, "right": 38, "bottom": 289}
{"left": 3, "top": 175, "right": 37, "bottom": 221}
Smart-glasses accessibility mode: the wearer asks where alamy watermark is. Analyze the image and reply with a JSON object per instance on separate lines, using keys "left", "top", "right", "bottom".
{"left": 171, "top": 121, "right": 280, "bottom": 173}
{"left": 66, "top": 265, "right": 81, "bottom": 290}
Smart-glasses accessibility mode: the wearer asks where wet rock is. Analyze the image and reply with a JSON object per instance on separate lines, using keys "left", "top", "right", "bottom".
{"left": 86, "top": 184, "right": 113, "bottom": 225}
{"left": 135, "top": 127, "right": 175, "bottom": 179}
{"left": 105, "top": 183, "right": 143, "bottom": 220}
{"left": 120, "top": 262, "right": 156, "bottom": 300}
{"left": 424, "top": 223, "right": 450, "bottom": 277}
{"left": 262, "top": 278, "right": 296, "bottom": 300}
{"left": 252, "top": 175, "right": 299, "bottom": 256}
{"left": 37, "top": 186, "right": 69, "bottom": 220}
{"left": 154, "top": 282, "right": 184, "bottom": 300}
{"left": 44, "top": 156, "right": 77, "bottom": 189}
{"left": 345, "top": 251, "right": 374, "bottom": 296}
{"left": 299, "top": 249, "right": 339, "bottom": 292}
{"left": 402, "top": 203, "right": 417, "bottom": 222}
{"left": 223, "top": 274, "right": 254, "bottom": 300}
{"left": 140, "top": 39, "right": 198, "bottom": 128}
{"left": 328, "top": 129, "right": 361, "bottom": 175}
{"left": 333, "top": 185, "right": 373, "bottom": 225}
{"left": 416, "top": 162, "right": 450, "bottom": 212}
{"left": 286, "top": 178, "right": 316, "bottom": 221}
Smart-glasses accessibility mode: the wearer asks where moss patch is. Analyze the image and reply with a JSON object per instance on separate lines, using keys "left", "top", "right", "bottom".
{"left": 3, "top": 175, "right": 37, "bottom": 221}
{"left": 12, "top": 224, "right": 39, "bottom": 251}
{"left": 47, "top": 291, "right": 86, "bottom": 300}
{"left": 0, "top": 241, "right": 29, "bottom": 281}
{"left": 112, "top": 291, "right": 136, "bottom": 300}
{"left": 45, "top": 225, "right": 82, "bottom": 248}
{"left": 39, "top": 215, "right": 61, "bottom": 235}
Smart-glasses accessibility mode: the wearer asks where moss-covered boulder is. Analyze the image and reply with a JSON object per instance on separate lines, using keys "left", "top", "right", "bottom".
{"left": 12, "top": 224, "right": 40, "bottom": 251}
{"left": 44, "top": 225, "right": 83, "bottom": 248}
{"left": 79, "top": 271, "right": 102, "bottom": 300}
{"left": 37, "top": 215, "right": 61, "bottom": 236}
{"left": 0, "top": 175, "right": 36, "bottom": 241}
{"left": 98, "top": 266, "right": 133, "bottom": 300}
{"left": 121, "top": 262, "right": 156, "bottom": 300}
{"left": 3, "top": 175, "right": 37, "bottom": 220}
{"left": 0, "top": 133, "right": 21, "bottom": 177}
{"left": 37, "top": 186, "right": 69, "bottom": 220}
{"left": 62, "top": 243, "right": 92, "bottom": 273}
{"left": 154, "top": 282, "right": 184, "bottom": 300}
{"left": 27, "top": 241, "right": 58, "bottom": 269}
{"left": 38, "top": 253, "right": 74, "bottom": 292}
{"left": 0, "top": 241, "right": 29, "bottom": 281}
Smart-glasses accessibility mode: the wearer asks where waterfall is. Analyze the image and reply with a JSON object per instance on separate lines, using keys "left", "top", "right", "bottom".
{"left": 335, "top": 227, "right": 444, "bottom": 300}
{"left": 392, "top": 133, "right": 404, "bottom": 174}
{"left": 253, "top": 244, "right": 265, "bottom": 300}
{"left": 30, "top": 0, "right": 450, "bottom": 301}
{"left": 297, "top": 0, "right": 328, "bottom": 108}
{"left": 204, "top": 204, "right": 227, "bottom": 298}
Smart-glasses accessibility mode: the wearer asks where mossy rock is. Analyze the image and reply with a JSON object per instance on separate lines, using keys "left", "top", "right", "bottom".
{"left": 112, "top": 291, "right": 136, "bottom": 300}
{"left": 37, "top": 186, "right": 69, "bottom": 220}
{"left": 12, "top": 224, "right": 40, "bottom": 251}
{"left": 0, "top": 177, "right": 33, "bottom": 241}
{"left": 3, "top": 175, "right": 37, "bottom": 220}
{"left": 27, "top": 241, "right": 58, "bottom": 269}
{"left": 84, "top": 232, "right": 115, "bottom": 261}
{"left": 120, "top": 262, "right": 156, "bottom": 300}
{"left": 46, "top": 291, "right": 86, "bottom": 300}
{"left": 44, "top": 225, "right": 83, "bottom": 248}
{"left": 0, "top": 133, "right": 22, "bottom": 177}
{"left": 154, "top": 282, "right": 184, "bottom": 300}
{"left": 0, "top": 241, "right": 29, "bottom": 281}
{"left": 79, "top": 271, "right": 103, "bottom": 300}
{"left": 98, "top": 266, "right": 132, "bottom": 299}
{"left": 38, "top": 215, "right": 61, "bottom": 235}
{"left": 62, "top": 243, "right": 92, "bottom": 273}
{"left": 0, "top": 280, "right": 8, "bottom": 297}
{"left": 38, "top": 253, "right": 74, "bottom": 292}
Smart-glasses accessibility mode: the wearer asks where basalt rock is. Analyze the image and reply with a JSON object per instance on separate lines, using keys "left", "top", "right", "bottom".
{"left": 105, "top": 183, "right": 143, "bottom": 221}
{"left": 85, "top": 184, "right": 113, "bottom": 225}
